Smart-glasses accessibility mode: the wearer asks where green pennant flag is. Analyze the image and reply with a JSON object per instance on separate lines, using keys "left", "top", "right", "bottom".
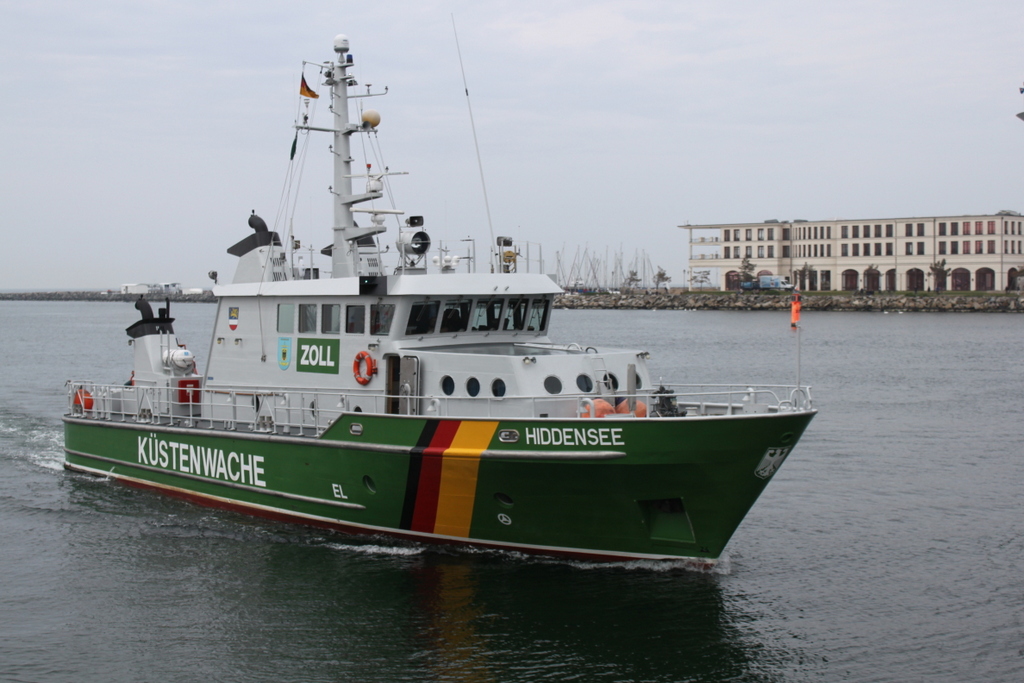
{"left": 290, "top": 132, "right": 298, "bottom": 160}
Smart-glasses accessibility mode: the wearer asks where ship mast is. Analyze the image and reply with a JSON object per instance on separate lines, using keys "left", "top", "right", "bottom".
{"left": 323, "top": 35, "right": 386, "bottom": 278}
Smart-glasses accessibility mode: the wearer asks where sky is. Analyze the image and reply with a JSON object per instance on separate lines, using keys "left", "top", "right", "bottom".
{"left": 2, "top": 0, "right": 1023, "bottom": 290}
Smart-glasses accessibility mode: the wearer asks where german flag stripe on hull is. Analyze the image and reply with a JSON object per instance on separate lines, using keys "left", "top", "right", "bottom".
{"left": 399, "top": 420, "right": 499, "bottom": 536}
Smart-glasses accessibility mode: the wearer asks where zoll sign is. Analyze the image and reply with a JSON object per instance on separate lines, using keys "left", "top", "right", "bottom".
{"left": 296, "top": 338, "right": 340, "bottom": 374}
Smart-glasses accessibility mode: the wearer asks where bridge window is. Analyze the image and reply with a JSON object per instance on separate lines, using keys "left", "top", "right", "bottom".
{"left": 322, "top": 304, "right": 340, "bottom": 334}
{"left": 527, "top": 298, "right": 550, "bottom": 331}
{"left": 298, "top": 304, "right": 317, "bottom": 333}
{"left": 405, "top": 301, "right": 439, "bottom": 335}
{"left": 276, "top": 304, "right": 294, "bottom": 333}
{"left": 471, "top": 298, "right": 504, "bottom": 331}
{"left": 503, "top": 298, "right": 529, "bottom": 331}
{"left": 370, "top": 303, "right": 395, "bottom": 335}
{"left": 439, "top": 300, "right": 471, "bottom": 333}
{"left": 346, "top": 305, "right": 365, "bottom": 334}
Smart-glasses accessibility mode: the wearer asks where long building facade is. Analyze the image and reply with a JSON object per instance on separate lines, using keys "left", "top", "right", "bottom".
{"left": 683, "top": 212, "right": 1024, "bottom": 292}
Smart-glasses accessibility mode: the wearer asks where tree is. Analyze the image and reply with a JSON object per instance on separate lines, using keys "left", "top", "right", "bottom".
{"left": 689, "top": 269, "right": 711, "bottom": 290}
{"left": 739, "top": 257, "right": 756, "bottom": 282}
{"left": 653, "top": 267, "right": 672, "bottom": 290}
{"left": 794, "top": 262, "right": 816, "bottom": 290}
{"left": 622, "top": 270, "right": 641, "bottom": 292}
{"left": 929, "top": 259, "right": 951, "bottom": 292}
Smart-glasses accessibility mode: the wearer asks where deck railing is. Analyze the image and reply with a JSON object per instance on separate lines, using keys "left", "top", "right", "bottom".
{"left": 66, "top": 380, "right": 813, "bottom": 437}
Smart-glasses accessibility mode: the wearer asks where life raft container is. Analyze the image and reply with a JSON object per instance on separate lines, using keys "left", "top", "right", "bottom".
{"left": 353, "top": 351, "right": 377, "bottom": 385}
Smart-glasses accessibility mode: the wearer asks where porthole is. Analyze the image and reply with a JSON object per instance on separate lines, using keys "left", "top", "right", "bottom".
{"left": 602, "top": 373, "right": 619, "bottom": 391}
{"left": 491, "top": 378, "right": 506, "bottom": 397}
{"left": 467, "top": 377, "right": 480, "bottom": 397}
{"left": 543, "top": 375, "right": 562, "bottom": 394}
{"left": 494, "top": 492, "right": 514, "bottom": 508}
{"left": 363, "top": 475, "right": 377, "bottom": 493}
{"left": 636, "top": 375, "right": 643, "bottom": 390}
{"left": 576, "top": 374, "right": 594, "bottom": 392}
{"left": 441, "top": 375, "right": 455, "bottom": 396}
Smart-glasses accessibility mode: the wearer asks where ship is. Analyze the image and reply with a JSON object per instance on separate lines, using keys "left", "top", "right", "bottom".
{"left": 63, "top": 34, "right": 816, "bottom": 565}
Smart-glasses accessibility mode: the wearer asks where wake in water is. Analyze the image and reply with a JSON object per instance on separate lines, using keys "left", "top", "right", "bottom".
{"left": 0, "top": 409, "right": 65, "bottom": 472}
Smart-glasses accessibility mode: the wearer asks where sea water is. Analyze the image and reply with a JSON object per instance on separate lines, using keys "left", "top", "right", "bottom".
{"left": 1, "top": 300, "right": 1022, "bottom": 682}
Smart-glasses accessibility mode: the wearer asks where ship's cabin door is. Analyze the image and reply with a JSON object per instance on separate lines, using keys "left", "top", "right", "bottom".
{"left": 385, "top": 354, "right": 420, "bottom": 415}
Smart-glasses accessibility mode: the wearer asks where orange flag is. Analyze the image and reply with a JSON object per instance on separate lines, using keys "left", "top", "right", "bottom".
{"left": 300, "top": 75, "right": 319, "bottom": 99}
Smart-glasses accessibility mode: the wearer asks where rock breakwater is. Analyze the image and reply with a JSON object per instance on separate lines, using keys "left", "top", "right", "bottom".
{"left": 555, "top": 292, "right": 1024, "bottom": 313}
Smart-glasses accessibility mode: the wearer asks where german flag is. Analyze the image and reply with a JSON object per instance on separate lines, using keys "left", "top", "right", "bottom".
{"left": 300, "top": 75, "right": 319, "bottom": 99}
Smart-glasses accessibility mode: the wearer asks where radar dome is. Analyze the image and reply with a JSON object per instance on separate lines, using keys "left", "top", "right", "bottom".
{"left": 362, "top": 109, "right": 381, "bottom": 128}
{"left": 334, "top": 35, "right": 350, "bottom": 53}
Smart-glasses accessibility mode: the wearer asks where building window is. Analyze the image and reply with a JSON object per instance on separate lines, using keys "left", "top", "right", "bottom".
{"left": 723, "top": 231, "right": 730, "bottom": 242}
{"left": 827, "top": 244, "right": 832, "bottom": 257}
{"left": 875, "top": 225, "right": 882, "bottom": 238}
{"left": 767, "top": 228, "right": 774, "bottom": 240}
{"left": 975, "top": 240, "right": 983, "bottom": 254}
{"left": 951, "top": 222, "right": 959, "bottom": 236}
{"left": 886, "top": 243, "right": 893, "bottom": 256}
{"left": 963, "top": 223, "right": 971, "bottom": 236}
{"left": 734, "top": 229, "right": 740, "bottom": 241}
{"left": 745, "top": 229, "right": 752, "bottom": 241}
{"left": 875, "top": 243, "right": 882, "bottom": 256}
{"left": 758, "top": 246, "right": 765, "bottom": 258}
{"left": 917, "top": 242, "right": 925, "bottom": 255}
{"left": 768, "top": 245, "right": 775, "bottom": 258}
{"left": 886, "top": 224, "right": 894, "bottom": 237}
{"left": 905, "top": 242, "right": 913, "bottom": 256}
{"left": 782, "top": 245, "right": 791, "bottom": 257}
{"left": 852, "top": 244, "right": 860, "bottom": 257}
{"left": 842, "top": 226, "right": 849, "bottom": 239}
{"left": 724, "top": 246, "right": 730, "bottom": 258}
{"left": 827, "top": 226, "right": 832, "bottom": 239}
{"left": 917, "top": 223, "right": 925, "bottom": 237}
{"left": 963, "top": 241, "right": 970, "bottom": 254}
{"left": 988, "top": 221, "right": 995, "bottom": 234}
{"left": 976, "top": 221, "right": 983, "bottom": 233}
{"left": 782, "top": 227, "right": 791, "bottom": 240}
{"left": 939, "top": 242, "right": 947, "bottom": 255}
{"left": 745, "top": 246, "right": 752, "bottom": 258}
{"left": 951, "top": 241, "right": 959, "bottom": 255}
{"left": 842, "top": 244, "right": 849, "bottom": 257}
{"left": 988, "top": 240, "right": 996, "bottom": 254}
{"left": 757, "top": 228, "right": 765, "bottom": 241}
{"left": 939, "top": 222, "right": 947, "bottom": 236}
{"left": 852, "top": 225, "right": 860, "bottom": 239}
{"left": 905, "top": 223, "right": 913, "bottom": 237}
{"left": 864, "top": 243, "right": 871, "bottom": 255}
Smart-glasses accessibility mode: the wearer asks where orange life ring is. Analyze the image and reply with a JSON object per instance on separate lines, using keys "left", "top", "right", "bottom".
{"left": 353, "top": 350, "right": 377, "bottom": 385}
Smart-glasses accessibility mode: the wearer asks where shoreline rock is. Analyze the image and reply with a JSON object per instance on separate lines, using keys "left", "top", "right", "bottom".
{"left": 4, "top": 290, "right": 1022, "bottom": 313}
{"left": 554, "top": 292, "right": 1024, "bottom": 313}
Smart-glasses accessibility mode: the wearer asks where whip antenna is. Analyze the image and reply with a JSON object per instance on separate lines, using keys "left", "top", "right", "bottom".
{"left": 452, "top": 16, "right": 498, "bottom": 272}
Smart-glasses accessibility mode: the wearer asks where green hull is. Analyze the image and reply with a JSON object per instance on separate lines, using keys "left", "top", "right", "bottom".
{"left": 63, "top": 410, "right": 813, "bottom": 563}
